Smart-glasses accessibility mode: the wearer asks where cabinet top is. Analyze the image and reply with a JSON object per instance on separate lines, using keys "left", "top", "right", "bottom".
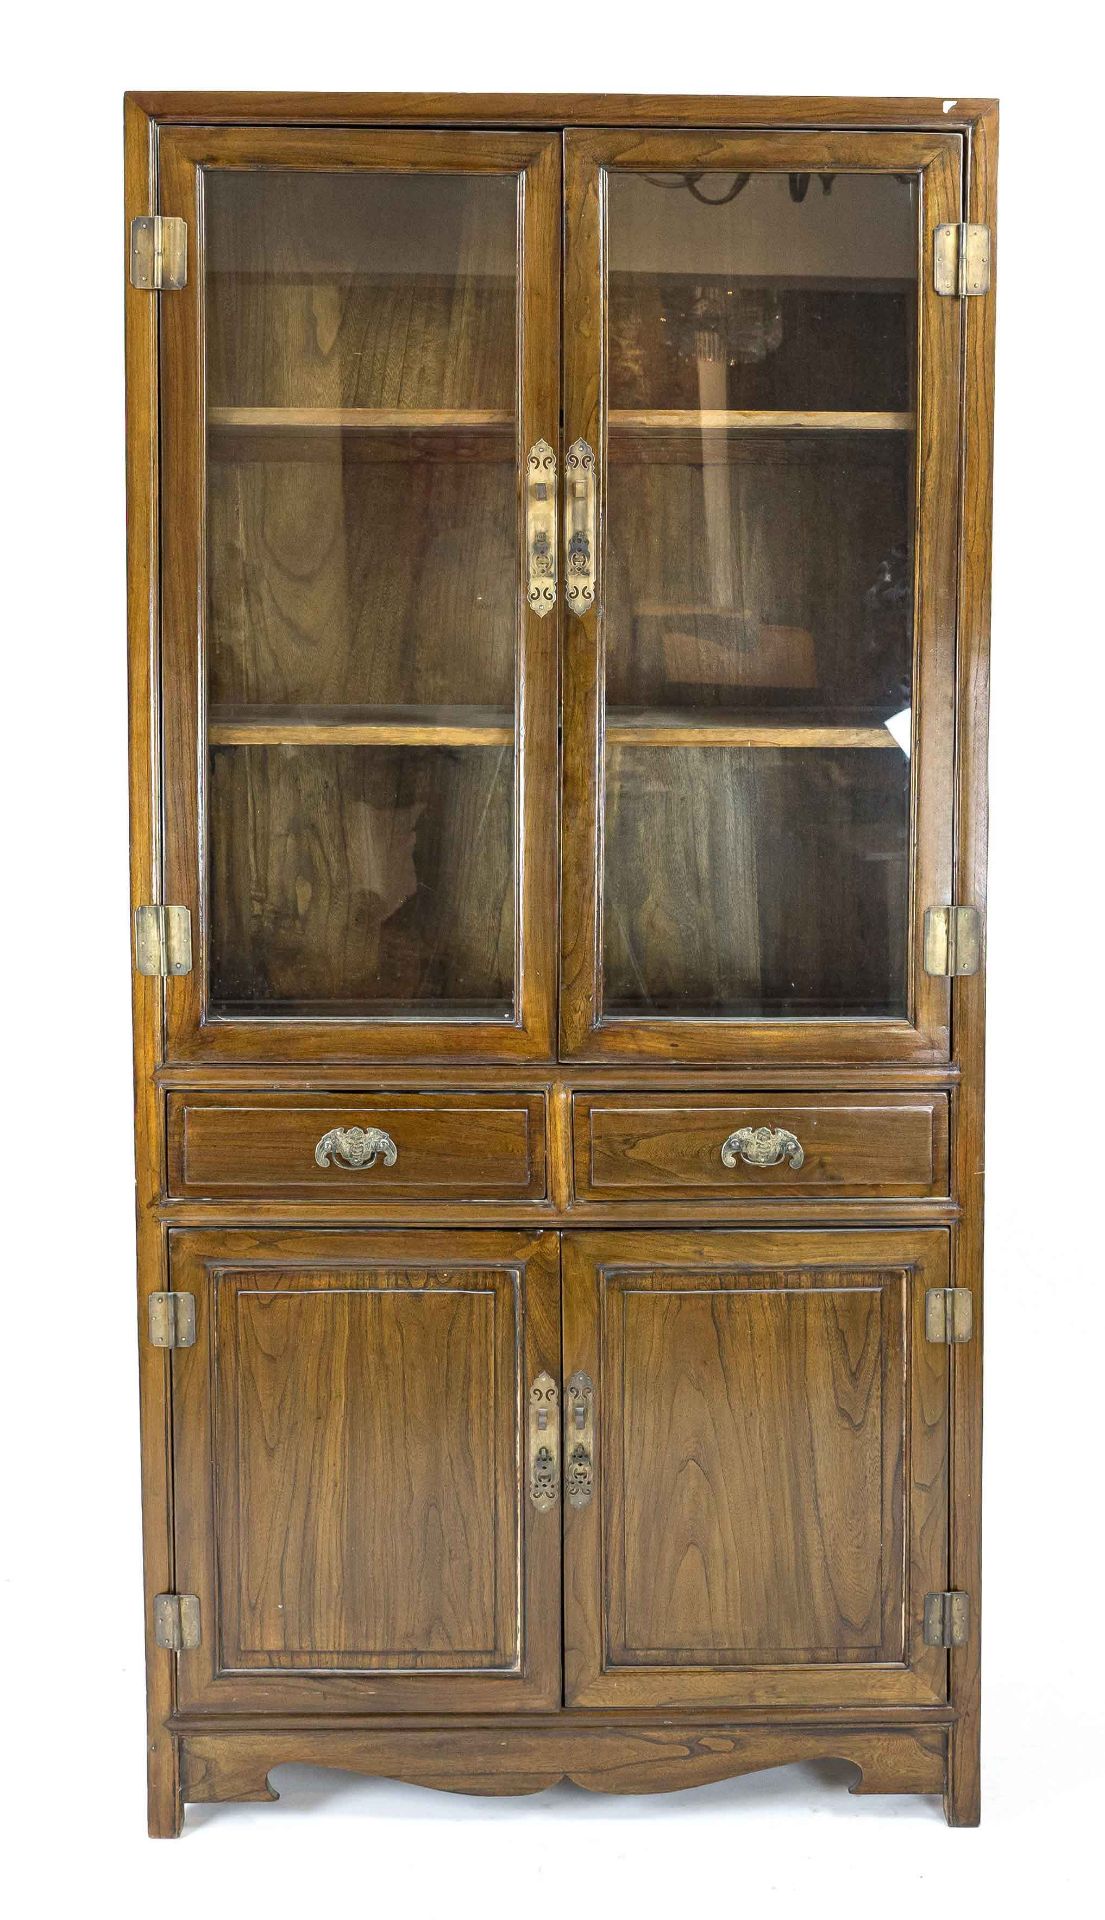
{"left": 125, "top": 92, "right": 998, "bottom": 134}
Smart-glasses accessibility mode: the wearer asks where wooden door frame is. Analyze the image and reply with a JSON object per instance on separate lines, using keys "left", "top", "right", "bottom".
{"left": 168, "top": 1227, "right": 561, "bottom": 1712}
{"left": 157, "top": 126, "right": 561, "bottom": 1065}
{"left": 562, "top": 1228, "right": 951, "bottom": 1709}
{"left": 560, "top": 128, "right": 964, "bottom": 1065}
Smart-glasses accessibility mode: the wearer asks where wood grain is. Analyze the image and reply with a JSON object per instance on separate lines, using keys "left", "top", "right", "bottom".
{"left": 170, "top": 1229, "right": 561, "bottom": 1711}
{"left": 127, "top": 96, "right": 994, "bottom": 1836}
{"left": 601, "top": 744, "right": 910, "bottom": 1018}
{"left": 209, "top": 407, "right": 514, "bottom": 430}
{"left": 605, "top": 710, "right": 900, "bottom": 749}
{"left": 204, "top": 168, "right": 518, "bottom": 412}
{"left": 574, "top": 1091, "right": 948, "bottom": 1199}
{"left": 560, "top": 127, "right": 962, "bottom": 1064}
{"left": 179, "top": 1722, "right": 947, "bottom": 1805}
{"left": 604, "top": 437, "right": 913, "bottom": 714}
{"left": 611, "top": 410, "right": 914, "bottom": 432}
{"left": 562, "top": 1229, "right": 950, "bottom": 1709}
{"left": 157, "top": 125, "right": 560, "bottom": 1063}
{"left": 167, "top": 1090, "right": 546, "bottom": 1200}
{"left": 944, "top": 101, "right": 997, "bottom": 1831}
{"left": 208, "top": 706, "right": 514, "bottom": 747}
{"left": 125, "top": 90, "right": 182, "bottom": 1841}
{"left": 208, "top": 743, "right": 515, "bottom": 1014}
{"left": 207, "top": 457, "right": 517, "bottom": 712}
{"left": 128, "top": 91, "right": 997, "bottom": 132}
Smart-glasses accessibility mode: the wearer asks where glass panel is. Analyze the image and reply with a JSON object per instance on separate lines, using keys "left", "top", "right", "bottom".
{"left": 603, "top": 170, "right": 917, "bottom": 1020}
{"left": 209, "top": 745, "right": 514, "bottom": 1016}
{"left": 203, "top": 170, "right": 519, "bottom": 1019}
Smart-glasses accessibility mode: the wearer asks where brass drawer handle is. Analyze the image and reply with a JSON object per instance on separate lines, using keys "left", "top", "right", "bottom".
{"left": 314, "top": 1126, "right": 398, "bottom": 1171}
{"left": 721, "top": 1126, "right": 805, "bottom": 1171}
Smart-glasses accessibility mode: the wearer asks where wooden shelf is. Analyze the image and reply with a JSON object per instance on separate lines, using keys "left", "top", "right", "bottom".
{"left": 207, "top": 407, "right": 516, "bottom": 464}
{"left": 606, "top": 708, "right": 903, "bottom": 750}
{"left": 209, "top": 704, "right": 515, "bottom": 748}
{"left": 610, "top": 409, "right": 914, "bottom": 432}
{"left": 209, "top": 407, "right": 515, "bottom": 431}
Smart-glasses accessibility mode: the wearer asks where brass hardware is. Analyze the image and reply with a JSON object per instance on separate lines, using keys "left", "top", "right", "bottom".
{"left": 526, "top": 439, "right": 557, "bottom": 618}
{"left": 148, "top": 1292, "right": 196, "bottom": 1350}
{"left": 565, "top": 1371, "right": 595, "bottom": 1508}
{"left": 130, "top": 215, "right": 188, "bottom": 291}
{"left": 925, "top": 1287, "right": 974, "bottom": 1345}
{"left": 153, "top": 1593, "right": 201, "bottom": 1652}
{"left": 528, "top": 1372, "right": 559, "bottom": 1510}
{"left": 721, "top": 1125, "right": 805, "bottom": 1171}
{"left": 923, "top": 1591, "right": 970, "bottom": 1648}
{"left": 564, "top": 439, "right": 596, "bottom": 617}
{"left": 933, "top": 222, "right": 991, "bottom": 297}
{"left": 134, "top": 904, "right": 192, "bottom": 977}
{"left": 924, "top": 905, "right": 982, "bottom": 977}
{"left": 314, "top": 1126, "right": 398, "bottom": 1171}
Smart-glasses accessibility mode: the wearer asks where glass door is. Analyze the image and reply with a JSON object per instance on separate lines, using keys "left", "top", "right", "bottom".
{"left": 561, "top": 131, "right": 963, "bottom": 1064}
{"left": 159, "top": 130, "right": 559, "bottom": 1062}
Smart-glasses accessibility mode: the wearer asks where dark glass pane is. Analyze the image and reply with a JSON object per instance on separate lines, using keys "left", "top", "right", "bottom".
{"left": 202, "top": 169, "right": 519, "bottom": 1019}
{"left": 209, "top": 745, "right": 514, "bottom": 1017}
{"left": 602, "top": 169, "right": 917, "bottom": 1021}
{"left": 603, "top": 745, "right": 909, "bottom": 1018}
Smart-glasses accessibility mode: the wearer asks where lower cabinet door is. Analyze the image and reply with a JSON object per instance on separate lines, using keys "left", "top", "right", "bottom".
{"left": 563, "top": 1230, "right": 951, "bottom": 1709}
{"left": 169, "top": 1229, "right": 561, "bottom": 1711}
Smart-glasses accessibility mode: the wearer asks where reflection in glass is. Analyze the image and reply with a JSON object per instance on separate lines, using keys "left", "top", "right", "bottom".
{"left": 603, "top": 745, "right": 909, "bottom": 1018}
{"left": 209, "top": 746, "right": 514, "bottom": 1016}
{"left": 601, "top": 169, "right": 918, "bottom": 1021}
{"left": 202, "top": 169, "right": 520, "bottom": 1019}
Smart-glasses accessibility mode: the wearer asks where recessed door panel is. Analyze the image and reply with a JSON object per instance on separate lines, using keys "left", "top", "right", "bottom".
{"left": 563, "top": 1230, "right": 950, "bottom": 1708}
{"left": 170, "top": 1230, "right": 560, "bottom": 1711}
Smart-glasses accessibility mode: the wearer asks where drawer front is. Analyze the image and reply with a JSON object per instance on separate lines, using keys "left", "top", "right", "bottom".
{"left": 167, "top": 1093, "right": 546, "bottom": 1201}
{"left": 573, "top": 1093, "right": 948, "bottom": 1200}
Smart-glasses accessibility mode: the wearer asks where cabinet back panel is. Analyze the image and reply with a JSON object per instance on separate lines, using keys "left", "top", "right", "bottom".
{"left": 208, "top": 743, "right": 515, "bottom": 1014}
{"left": 208, "top": 455, "right": 518, "bottom": 711}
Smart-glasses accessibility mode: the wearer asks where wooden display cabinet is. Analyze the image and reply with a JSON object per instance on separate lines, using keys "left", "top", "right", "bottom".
{"left": 125, "top": 92, "right": 996, "bottom": 1833}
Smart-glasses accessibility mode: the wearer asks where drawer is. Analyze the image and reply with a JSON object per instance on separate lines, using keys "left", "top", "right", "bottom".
{"left": 167, "top": 1092, "right": 547, "bottom": 1201}
{"left": 573, "top": 1093, "right": 949, "bottom": 1200}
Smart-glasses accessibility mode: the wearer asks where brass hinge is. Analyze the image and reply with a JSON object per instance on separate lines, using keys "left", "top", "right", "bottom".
{"left": 130, "top": 215, "right": 188, "bottom": 290}
{"left": 933, "top": 222, "right": 991, "bottom": 296}
{"left": 923, "top": 1590, "right": 971, "bottom": 1648}
{"left": 148, "top": 1291, "right": 197, "bottom": 1349}
{"left": 925, "top": 1286, "right": 974, "bottom": 1344}
{"left": 134, "top": 904, "right": 192, "bottom": 976}
{"left": 923, "top": 905, "right": 981, "bottom": 977}
{"left": 152, "top": 1592, "right": 201, "bottom": 1652}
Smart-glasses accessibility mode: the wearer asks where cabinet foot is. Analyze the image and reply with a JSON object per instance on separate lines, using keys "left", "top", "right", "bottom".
{"left": 178, "top": 1724, "right": 947, "bottom": 1821}
{"left": 147, "top": 1733, "right": 184, "bottom": 1838}
{"left": 943, "top": 1714, "right": 982, "bottom": 1826}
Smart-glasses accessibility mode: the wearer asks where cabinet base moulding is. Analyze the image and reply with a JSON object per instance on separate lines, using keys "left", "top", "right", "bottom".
{"left": 175, "top": 1723, "right": 949, "bottom": 1818}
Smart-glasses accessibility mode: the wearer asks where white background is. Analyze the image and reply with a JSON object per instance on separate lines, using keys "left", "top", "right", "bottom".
{"left": 2, "top": 4, "right": 1101, "bottom": 1911}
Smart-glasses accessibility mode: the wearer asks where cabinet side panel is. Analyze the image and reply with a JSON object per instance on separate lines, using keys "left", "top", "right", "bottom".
{"left": 125, "top": 94, "right": 180, "bottom": 1838}
{"left": 946, "top": 102, "right": 997, "bottom": 1831}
